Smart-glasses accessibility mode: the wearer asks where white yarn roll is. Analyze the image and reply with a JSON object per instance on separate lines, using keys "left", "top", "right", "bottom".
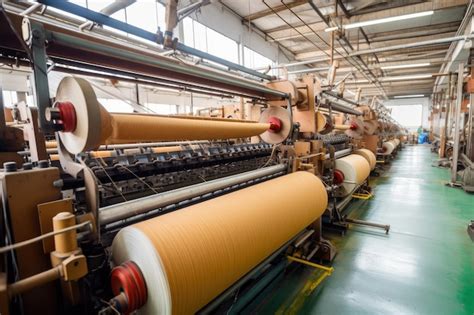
{"left": 335, "top": 154, "right": 370, "bottom": 196}
{"left": 354, "top": 148, "right": 376, "bottom": 170}
{"left": 112, "top": 227, "right": 172, "bottom": 314}
{"left": 382, "top": 141, "right": 395, "bottom": 155}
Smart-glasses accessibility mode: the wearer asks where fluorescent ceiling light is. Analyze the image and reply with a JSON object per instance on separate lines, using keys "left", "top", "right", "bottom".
{"left": 393, "top": 94, "right": 425, "bottom": 98}
{"left": 380, "top": 74, "right": 433, "bottom": 82}
{"left": 345, "top": 11, "right": 434, "bottom": 29}
{"left": 381, "top": 62, "right": 430, "bottom": 70}
{"left": 325, "top": 10, "right": 434, "bottom": 32}
{"left": 324, "top": 26, "right": 339, "bottom": 32}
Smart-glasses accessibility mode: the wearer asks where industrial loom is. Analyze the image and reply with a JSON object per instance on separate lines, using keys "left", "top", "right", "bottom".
{"left": 0, "top": 2, "right": 405, "bottom": 314}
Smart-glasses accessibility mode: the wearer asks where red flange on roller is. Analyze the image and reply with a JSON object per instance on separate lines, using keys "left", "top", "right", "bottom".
{"left": 110, "top": 261, "right": 147, "bottom": 314}
{"left": 55, "top": 101, "right": 77, "bottom": 132}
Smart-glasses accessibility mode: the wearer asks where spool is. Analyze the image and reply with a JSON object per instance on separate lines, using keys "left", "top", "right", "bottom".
{"left": 151, "top": 146, "right": 183, "bottom": 154}
{"left": 363, "top": 120, "right": 378, "bottom": 135}
{"left": 393, "top": 138, "right": 400, "bottom": 147}
{"left": 52, "top": 212, "right": 77, "bottom": 254}
{"left": 89, "top": 150, "right": 115, "bottom": 159}
{"left": 344, "top": 117, "right": 364, "bottom": 139}
{"left": 335, "top": 154, "right": 370, "bottom": 196}
{"left": 45, "top": 140, "right": 57, "bottom": 149}
{"left": 111, "top": 172, "right": 327, "bottom": 314}
{"left": 354, "top": 148, "right": 376, "bottom": 170}
{"left": 258, "top": 106, "right": 292, "bottom": 144}
{"left": 315, "top": 112, "right": 361, "bottom": 135}
{"left": 54, "top": 77, "right": 288, "bottom": 154}
{"left": 382, "top": 141, "right": 395, "bottom": 155}
{"left": 315, "top": 112, "right": 333, "bottom": 134}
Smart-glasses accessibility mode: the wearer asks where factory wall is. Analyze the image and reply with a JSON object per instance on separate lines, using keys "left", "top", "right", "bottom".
{"left": 384, "top": 97, "right": 430, "bottom": 129}
{"left": 0, "top": 70, "right": 29, "bottom": 92}
{"left": 179, "top": 1, "right": 293, "bottom": 65}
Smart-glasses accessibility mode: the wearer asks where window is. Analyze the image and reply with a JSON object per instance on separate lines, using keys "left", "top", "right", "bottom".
{"left": 145, "top": 103, "right": 177, "bottom": 115}
{"left": 183, "top": 18, "right": 239, "bottom": 63}
{"left": 387, "top": 105, "right": 422, "bottom": 129}
{"left": 206, "top": 28, "right": 239, "bottom": 64}
{"left": 27, "top": 94, "right": 35, "bottom": 107}
{"left": 2, "top": 90, "right": 18, "bottom": 107}
{"left": 68, "top": 1, "right": 164, "bottom": 38}
{"left": 243, "top": 47, "right": 277, "bottom": 76}
{"left": 124, "top": 1, "right": 164, "bottom": 33}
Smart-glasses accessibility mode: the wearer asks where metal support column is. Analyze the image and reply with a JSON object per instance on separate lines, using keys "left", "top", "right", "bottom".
{"left": 451, "top": 63, "right": 464, "bottom": 184}
{"left": 467, "top": 93, "right": 474, "bottom": 160}
{"left": 26, "top": 21, "right": 53, "bottom": 133}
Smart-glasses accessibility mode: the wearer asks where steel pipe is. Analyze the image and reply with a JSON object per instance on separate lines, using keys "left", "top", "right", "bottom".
{"left": 325, "top": 148, "right": 352, "bottom": 160}
{"left": 323, "top": 91, "right": 360, "bottom": 106}
{"left": 461, "top": 153, "right": 474, "bottom": 168}
{"left": 99, "top": 164, "right": 287, "bottom": 225}
{"left": 319, "top": 101, "right": 362, "bottom": 116}
{"left": 19, "top": 2, "right": 43, "bottom": 16}
{"left": 38, "top": 0, "right": 275, "bottom": 81}
{"left": 46, "top": 31, "right": 286, "bottom": 99}
{"left": 18, "top": 140, "right": 213, "bottom": 156}
{"left": 288, "top": 67, "right": 330, "bottom": 75}
{"left": 451, "top": 63, "right": 464, "bottom": 183}
{"left": 349, "top": 34, "right": 474, "bottom": 57}
{"left": 79, "top": 0, "right": 136, "bottom": 30}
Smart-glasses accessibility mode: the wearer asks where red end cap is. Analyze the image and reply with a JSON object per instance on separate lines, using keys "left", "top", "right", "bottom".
{"left": 350, "top": 122, "right": 358, "bottom": 130}
{"left": 333, "top": 169, "right": 345, "bottom": 185}
{"left": 268, "top": 116, "right": 282, "bottom": 133}
{"left": 110, "top": 261, "right": 147, "bottom": 314}
{"left": 55, "top": 102, "right": 77, "bottom": 132}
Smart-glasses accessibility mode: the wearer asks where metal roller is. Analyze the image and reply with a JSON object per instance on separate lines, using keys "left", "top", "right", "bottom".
{"left": 50, "top": 77, "right": 290, "bottom": 154}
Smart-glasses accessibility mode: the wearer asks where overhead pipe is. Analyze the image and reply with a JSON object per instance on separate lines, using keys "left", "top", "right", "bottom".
{"left": 295, "top": 0, "right": 387, "bottom": 98}
{"left": 4, "top": 0, "right": 168, "bottom": 56}
{"left": 319, "top": 101, "right": 362, "bottom": 116}
{"left": 45, "top": 30, "right": 286, "bottom": 98}
{"left": 287, "top": 67, "right": 330, "bottom": 75}
{"left": 177, "top": 0, "right": 211, "bottom": 21}
{"left": 50, "top": 58, "right": 268, "bottom": 101}
{"left": 37, "top": 0, "right": 276, "bottom": 81}
{"left": 79, "top": 0, "right": 136, "bottom": 31}
{"left": 19, "top": 2, "right": 43, "bottom": 16}
{"left": 324, "top": 148, "right": 352, "bottom": 159}
{"left": 349, "top": 34, "right": 474, "bottom": 57}
{"left": 322, "top": 91, "right": 360, "bottom": 106}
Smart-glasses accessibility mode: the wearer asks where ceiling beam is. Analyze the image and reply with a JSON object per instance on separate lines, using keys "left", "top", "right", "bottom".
{"left": 243, "top": 0, "right": 307, "bottom": 22}
{"left": 264, "top": 18, "right": 327, "bottom": 34}
{"left": 346, "top": 30, "right": 459, "bottom": 48}
{"left": 359, "top": 20, "right": 461, "bottom": 40}
{"left": 349, "top": 0, "right": 425, "bottom": 16}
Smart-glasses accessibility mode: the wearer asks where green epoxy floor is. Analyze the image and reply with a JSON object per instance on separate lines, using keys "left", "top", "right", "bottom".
{"left": 251, "top": 145, "right": 474, "bottom": 314}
